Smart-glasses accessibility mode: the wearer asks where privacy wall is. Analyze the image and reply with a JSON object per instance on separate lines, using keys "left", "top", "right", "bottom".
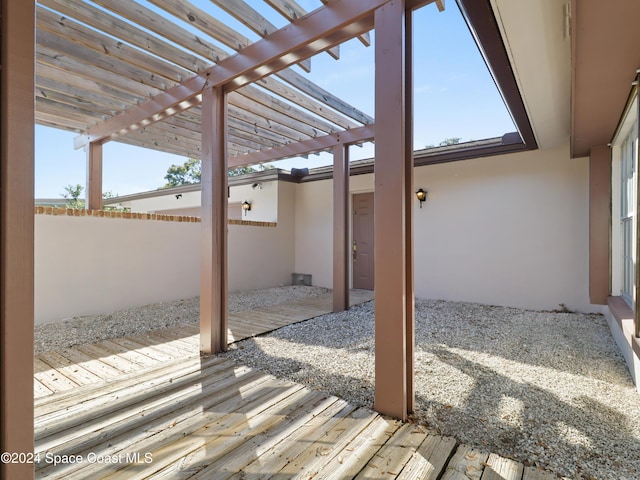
{"left": 294, "top": 144, "right": 595, "bottom": 313}
{"left": 35, "top": 197, "right": 294, "bottom": 325}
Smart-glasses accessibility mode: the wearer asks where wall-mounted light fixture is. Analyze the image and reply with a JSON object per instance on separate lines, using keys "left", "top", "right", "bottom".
{"left": 175, "top": 194, "right": 182, "bottom": 199}
{"left": 415, "top": 188, "right": 427, "bottom": 208}
{"left": 252, "top": 182, "right": 263, "bottom": 190}
{"left": 242, "top": 200, "right": 251, "bottom": 216}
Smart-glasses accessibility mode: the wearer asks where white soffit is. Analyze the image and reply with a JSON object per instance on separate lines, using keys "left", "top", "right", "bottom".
{"left": 490, "top": 0, "right": 571, "bottom": 150}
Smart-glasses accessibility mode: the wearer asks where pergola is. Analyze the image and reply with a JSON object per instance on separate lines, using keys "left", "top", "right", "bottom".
{"left": 37, "top": 0, "right": 444, "bottom": 420}
{"left": 2, "top": 1, "right": 537, "bottom": 477}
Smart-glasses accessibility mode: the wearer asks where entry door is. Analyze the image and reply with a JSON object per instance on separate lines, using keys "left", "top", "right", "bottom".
{"left": 352, "top": 192, "right": 374, "bottom": 290}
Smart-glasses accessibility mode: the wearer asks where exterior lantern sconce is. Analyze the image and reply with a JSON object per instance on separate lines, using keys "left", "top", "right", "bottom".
{"left": 415, "top": 188, "right": 427, "bottom": 208}
{"left": 242, "top": 200, "right": 251, "bottom": 216}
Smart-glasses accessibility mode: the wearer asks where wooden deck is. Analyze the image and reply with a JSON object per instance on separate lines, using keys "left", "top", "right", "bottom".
{"left": 34, "top": 290, "right": 374, "bottom": 399}
{"left": 33, "top": 290, "right": 563, "bottom": 479}
{"left": 35, "top": 354, "right": 558, "bottom": 480}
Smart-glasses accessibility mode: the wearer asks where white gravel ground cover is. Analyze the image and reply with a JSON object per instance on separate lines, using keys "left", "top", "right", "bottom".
{"left": 223, "top": 298, "right": 640, "bottom": 480}
{"left": 34, "top": 285, "right": 329, "bottom": 355}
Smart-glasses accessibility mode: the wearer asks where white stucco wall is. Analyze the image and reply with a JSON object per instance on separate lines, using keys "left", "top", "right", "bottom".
{"left": 227, "top": 182, "right": 295, "bottom": 292}
{"left": 35, "top": 215, "right": 201, "bottom": 325}
{"left": 294, "top": 144, "right": 595, "bottom": 312}
{"left": 414, "top": 145, "right": 592, "bottom": 312}
{"left": 35, "top": 186, "right": 295, "bottom": 324}
{"left": 114, "top": 181, "right": 279, "bottom": 222}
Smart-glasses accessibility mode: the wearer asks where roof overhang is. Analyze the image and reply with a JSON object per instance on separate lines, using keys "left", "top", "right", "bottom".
{"left": 570, "top": 0, "right": 640, "bottom": 157}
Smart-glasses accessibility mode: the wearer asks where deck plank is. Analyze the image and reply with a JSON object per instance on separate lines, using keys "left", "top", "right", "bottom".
{"left": 34, "top": 378, "right": 54, "bottom": 398}
{"left": 107, "top": 336, "right": 177, "bottom": 362}
{"left": 279, "top": 407, "right": 382, "bottom": 479}
{"left": 36, "top": 365, "right": 274, "bottom": 479}
{"left": 397, "top": 431, "right": 457, "bottom": 480}
{"left": 313, "top": 415, "right": 401, "bottom": 480}
{"left": 124, "top": 387, "right": 332, "bottom": 480}
{"left": 224, "top": 401, "right": 361, "bottom": 478}
{"left": 354, "top": 422, "right": 429, "bottom": 479}
{"left": 441, "top": 444, "right": 489, "bottom": 480}
{"left": 55, "top": 347, "right": 123, "bottom": 380}
{"left": 35, "top": 356, "right": 227, "bottom": 424}
{"left": 73, "top": 342, "right": 141, "bottom": 374}
{"left": 481, "top": 453, "right": 524, "bottom": 480}
{"left": 57, "top": 379, "right": 304, "bottom": 479}
{"left": 37, "top": 351, "right": 102, "bottom": 386}
{"left": 33, "top": 357, "right": 79, "bottom": 393}
{"left": 523, "top": 465, "right": 563, "bottom": 480}
{"left": 92, "top": 338, "right": 163, "bottom": 367}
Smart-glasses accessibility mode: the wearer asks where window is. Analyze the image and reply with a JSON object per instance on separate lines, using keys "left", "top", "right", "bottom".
{"left": 612, "top": 94, "right": 639, "bottom": 308}
{"left": 620, "top": 126, "right": 638, "bottom": 306}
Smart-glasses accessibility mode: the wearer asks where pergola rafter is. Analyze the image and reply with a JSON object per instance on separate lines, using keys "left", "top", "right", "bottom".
{"left": 36, "top": 0, "right": 374, "bottom": 161}
{"left": 71, "top": 0, "right": 388, "bottom": 150}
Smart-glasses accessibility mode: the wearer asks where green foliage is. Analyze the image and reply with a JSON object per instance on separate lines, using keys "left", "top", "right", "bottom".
{"left": 425, "top": 137, "right": 464, "bottom": 148}
{"left": 164, "top": 158, "right": 201, "bottom": 187}
{"left": 60, "top": 185, "right": 128, "bottom": 211}
{"left": 163, "top": 158, "right": 273, "bottom": 186}
{"left": 61, "top": 184, "right": 85, "bottom": 209}
{"left": 438, "top": 137, "right": 462, "bottom": 146}
{"left": 228, "top": 166, "right": 256, "bottom": 177}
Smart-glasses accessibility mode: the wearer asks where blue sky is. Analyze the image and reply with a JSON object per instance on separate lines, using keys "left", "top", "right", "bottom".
{"left": 35, "top": 1, "right": 514, "bottom": 199}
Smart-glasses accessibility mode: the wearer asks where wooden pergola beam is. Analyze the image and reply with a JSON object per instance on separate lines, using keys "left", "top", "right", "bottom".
{"left": 229, "top": 124, "right": 375, "bottom": 167}
{"left": 74, "top": 0, "right": 389, "bottom": 150}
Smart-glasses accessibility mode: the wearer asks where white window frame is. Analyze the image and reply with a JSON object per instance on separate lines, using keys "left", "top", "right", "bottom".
{"left": 612, "top": 95, "right": 639, "bottom": 308}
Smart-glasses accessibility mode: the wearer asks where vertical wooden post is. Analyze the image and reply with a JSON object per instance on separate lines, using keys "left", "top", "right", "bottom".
{"left": 373, "top": 0, "right": 413, "bottom": 420}
{"left": 404, "top": 7, "right": 415, "bottom": 414}
{"left": 589, "top": 145, "right": 611, "bottom": 305}
{"left": 200, "top": 86, "right": 229, "bottom": 354}
{"left": 86, "top": 141, "right": 103, "bottom": 210}
{"left": 635, "top": 77, "right": 640, "bottom": 338}
{"left": 1, "top": 1, "right": 35, "bottom": 478}
{"left": 333, "top": 142, "right": 350, "bottom": 312}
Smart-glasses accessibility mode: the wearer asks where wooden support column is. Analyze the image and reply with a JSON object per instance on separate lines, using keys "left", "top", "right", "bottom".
{"left": 373, "top": 0, "right": 414, "bottom": 420}
{"left": 589, "top": 145, "right": 611, "bottom": 305}
{"left": 200, "top": 86, "right": 229, "bottom": 354}
{"left": 1, "top": 1, "right": 35, "bottom": 478}
{"left": 333, "top": 142, "right": 350, "bottom": 312}
{"left": 636, "top": 79, "right": 640, "bottom": 339}
{"left": 86, "top": 141, "right": 103, "bottom": 210}
{"left": 404, "top": 8, "right": 415, "bottom": 414}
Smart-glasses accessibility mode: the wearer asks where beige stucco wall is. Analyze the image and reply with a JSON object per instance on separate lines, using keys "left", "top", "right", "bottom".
{"left": 115, "top": 181, "right": 279, "bottom": 222}
{"left": 227, "top": 182, "right": 295, "bottom": 292}
{"left": 35, "top": 188, "right": 294, "bottom": 324}
{"left": 294, "top": 144, "right": 595, "bottom": 312}
{"left": 414, "top": 144, "right": 592, "bottom": 312}
{"left": 35, "top": 215, "right": 201, "bottom": 325}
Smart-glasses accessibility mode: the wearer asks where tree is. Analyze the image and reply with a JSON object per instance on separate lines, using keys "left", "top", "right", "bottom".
{"left": 425, "top": 137, "right": 464, "bottom": 148}
{"left": 164, "top": 158, "right": 201, "bottom": 187}
{"left": 438, "top": 137, "right": 462, "bottom": 146}
{"left": 228, "top": 166, "right": 255, "bottom": 177}
{"left": 61, "top": 184, "right": 85, "bottom": 209}
{"left": 163, "top": 159, "right": 273, "bottom": 187}
{"left": 60, "top": 185, "right": 128, "bottom": 211}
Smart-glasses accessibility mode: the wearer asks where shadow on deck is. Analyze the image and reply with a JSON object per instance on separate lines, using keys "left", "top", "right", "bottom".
{"left": 33, "top": 289, "right": 563, "bottom": 479}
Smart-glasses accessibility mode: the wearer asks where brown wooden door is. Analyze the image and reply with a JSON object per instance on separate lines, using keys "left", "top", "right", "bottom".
{"left": 352, "top": 192, "right": 374, "bottom": 290}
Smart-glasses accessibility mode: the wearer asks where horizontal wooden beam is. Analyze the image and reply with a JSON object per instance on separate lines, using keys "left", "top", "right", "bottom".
{"left": 229, "top": 124, "right": 374, "bottom": 167}
{"left": 74, "top": 0, "right": 388, "bottom": 150}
